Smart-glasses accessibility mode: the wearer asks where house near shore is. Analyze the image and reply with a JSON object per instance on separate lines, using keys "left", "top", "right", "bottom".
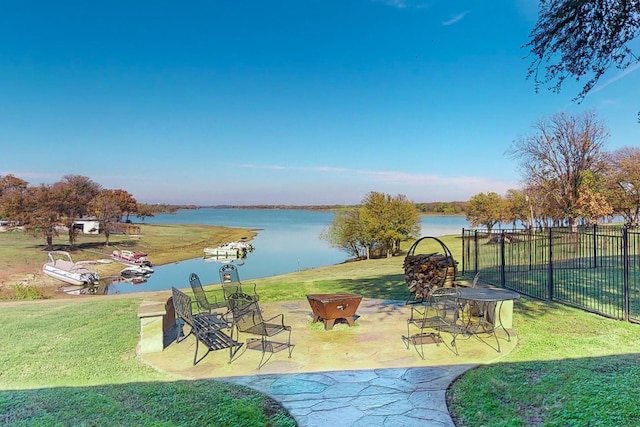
{"left": 73, "top": 218, "right": 141, "bottom": 235}
{"left": 73, "top": 219, "right": 100, "bottom": 235}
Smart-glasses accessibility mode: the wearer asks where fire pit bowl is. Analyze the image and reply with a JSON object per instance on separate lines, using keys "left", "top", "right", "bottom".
{"left": 306, "top": 293, "right": 363, "bottom": 330}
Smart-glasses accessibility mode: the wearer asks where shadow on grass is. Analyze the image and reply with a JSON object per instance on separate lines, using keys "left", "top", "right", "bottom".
{"left": 312, "top": 273, "right": 409, "bottom": 300}
{"left": 0, "top": 379, "right": 295, "bottom": 426}
{"left": 448, "top": 353, "right": 640, "bottom": 426}
{"left": 251, "top": 272, "right": 411, "bottom": 303}
{"left": 28, "top": 240, "right": 138, "bottom": 252}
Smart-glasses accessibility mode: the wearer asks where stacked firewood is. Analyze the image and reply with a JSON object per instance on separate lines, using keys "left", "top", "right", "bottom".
{"left": 403, "top": 252, "right": 458, "bottom": 300}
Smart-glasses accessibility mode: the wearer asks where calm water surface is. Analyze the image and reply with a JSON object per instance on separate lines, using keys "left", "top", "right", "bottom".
{"left": 105, "top": 209, "right": 470, "bottom": 294}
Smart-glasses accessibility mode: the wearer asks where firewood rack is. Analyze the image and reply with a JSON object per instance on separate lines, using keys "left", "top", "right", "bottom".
{"left": 403, "top": 236, "right": 458, "bottom": 305}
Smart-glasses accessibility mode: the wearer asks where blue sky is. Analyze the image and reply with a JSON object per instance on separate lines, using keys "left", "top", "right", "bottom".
{"left": 1, "top": 1, "right": 638, "bottom": 205}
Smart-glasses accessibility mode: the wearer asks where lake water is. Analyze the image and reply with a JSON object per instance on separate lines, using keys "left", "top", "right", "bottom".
{"left": 104, "top": 208, "right": 470, "bottom": 294}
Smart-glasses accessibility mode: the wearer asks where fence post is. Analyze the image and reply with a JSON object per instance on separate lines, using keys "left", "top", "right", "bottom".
{"left": 462, "top": 228, "right": 467, "bottom": 275}
{"left": 474, "top": 229, "right": 479, "bottom": 274}
{"left": 592, "top": 224, "right": 597, "bottom": 269}
{"left": 528, "top": 227, "right": 533, "bottom": 271}
{"left": 548, "top": 227, "right": 554, "bottom": 301}
{"left": 500, "top": 230, "right": 506, "bottom": 287}
{"left": 623, "top": 227, "right": 630, "bottom": 322}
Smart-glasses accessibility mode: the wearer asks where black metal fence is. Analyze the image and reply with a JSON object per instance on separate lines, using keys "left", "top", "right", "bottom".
{"left": 461, "top": 225, "right": 640, "bottom": 323}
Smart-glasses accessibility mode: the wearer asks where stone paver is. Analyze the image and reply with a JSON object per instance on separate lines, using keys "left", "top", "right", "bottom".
{"left": 219, "top": 365, "right": 475, "bottom": 426}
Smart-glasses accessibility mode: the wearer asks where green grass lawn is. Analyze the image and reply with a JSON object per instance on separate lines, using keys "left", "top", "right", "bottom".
{"left": 1, "top": 234, "right": 639, "bottom": 426}
{"left": 0, "top": 297, "right": 295, "bottom": 426}
{"left": 447, "top": 299, "right": 640, "bottom": 426}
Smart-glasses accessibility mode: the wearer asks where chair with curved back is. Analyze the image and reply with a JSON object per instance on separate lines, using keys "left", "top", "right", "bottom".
{"left": 218, "top": 264, "right": 258, "bottom": 301}
{"left": 171, "top": 286, "right": 241, "bottom": 365}
{"left": 189, "top": 273, "right": 228, "bottom": 315}
{"left": 227, "top": 292, "right": 293, "bottom": 369}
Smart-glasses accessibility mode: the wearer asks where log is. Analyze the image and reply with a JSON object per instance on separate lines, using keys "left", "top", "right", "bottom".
{"left": 403, "top": 252, "right": 457, "bottom": 299}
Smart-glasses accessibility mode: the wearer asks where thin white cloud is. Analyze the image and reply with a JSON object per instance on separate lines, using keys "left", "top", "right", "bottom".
{"left": 442, "top": 11, "right": 470, "bottom": 26}
{"left": 236, "top": 164, "right": 349, "bottom": 173}
{"left": 590, "top": 62, "right": 640, "bottom": 95}
{"left": 371, "top": 0, "right": 431, "bottom": 9}
{"left": 371, "top": 0, "right": 407, "bottom": 8}
{"left": 233, "top": 163, "right": 517, "bottom": 193}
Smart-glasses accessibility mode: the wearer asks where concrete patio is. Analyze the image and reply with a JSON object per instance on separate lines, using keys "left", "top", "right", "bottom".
{"left": 137, "top": 293, "right": 518, "bottom": 426}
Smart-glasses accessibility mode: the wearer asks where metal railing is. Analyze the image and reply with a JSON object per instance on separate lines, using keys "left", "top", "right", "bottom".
{"left": 461, "top": 225, "right": 640, "bottom": 323}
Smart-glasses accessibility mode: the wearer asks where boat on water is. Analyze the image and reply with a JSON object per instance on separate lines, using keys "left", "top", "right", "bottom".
{"left": 203, "top": 240, "right": 254, "bottom": 257}
{"left": 120, "top": 265, "right": 154, "bottom": 277}
{"left": 203, "top": 246, "right": 242, "bottom": 257}
{"left": 111, "top": 249, "right": 152, "bottom": 267}
{"left": 43, "top": 251, "right": 100, "bottom": 286}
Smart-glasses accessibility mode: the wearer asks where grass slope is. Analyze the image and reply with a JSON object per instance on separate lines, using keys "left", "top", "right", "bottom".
{"left": 2, "top": 232, "right": 639, "bottom": 426}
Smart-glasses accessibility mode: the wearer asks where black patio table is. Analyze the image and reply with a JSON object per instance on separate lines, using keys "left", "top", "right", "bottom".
{"left": 457, "top": 287, "right": 520, "bottom": 352}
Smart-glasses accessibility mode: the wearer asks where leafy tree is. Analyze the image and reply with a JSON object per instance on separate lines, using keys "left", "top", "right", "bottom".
{"left": 0, "top": 175, "right": 28, "bottom": 220}
{"left": 320, "top": 208, "right": 366, "bottom": 259}
{"left": 0, "top": 185, "right": 28, "bottom": 224}
{"left": 386, "top": 194, "right": 421, "bottom": 254}
{"left": 23, "top": 185, "right": 62, "bottom": 249}
{"left": 1, "top": 182, "right": 62, "bottom": 248}
{"left": 135, "top": 203, "right": 156, "bottom": 222}
{"left": 433, "top": 202, "right": 461, "bottom": 214}
{"left": 504, "top": 189, "right": 530, "bottom": 228}
{"left": 88, "top": 190, "right": 122, "bottom": 246}
{"left": 573, "top": 169, "right": 613, "bottom": 225}
{"left": 110, "top": 189, "right": 137, "bottom": 222}
{"left": 415, "top": 201, "right": 466, "bottom": 214}
{"left": 575, "top": 186, "right": 613, "bottom": 225}
{"left": 321, "top": 191, "right": 420, "bottom": 260}
{"left": 360, "top": 192, "right": 393, "bottom": 258}
{"left": 603, "top": 146, "right": 640, "bottom": 226}
{"left": 0, "top": 174, "right": 28, "bottom": 196}
{"left": 507, "top": 111, "right": 608, "bottom": 230}
{"left": 53, "top": 175, "right": 101, "bottom": 247}
{"left": 526, "top": 0, "right": 640, "bottom": 102}
{"left": 465, "top": 192, "right": 506, "bottom": 232}
{"left": 360, "top": 191, "right": 420, "bottom": 258}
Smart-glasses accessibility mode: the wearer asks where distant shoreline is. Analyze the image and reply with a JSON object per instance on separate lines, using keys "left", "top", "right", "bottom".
{"left": 160, "top": 205, "right": 467, "bottom": 217}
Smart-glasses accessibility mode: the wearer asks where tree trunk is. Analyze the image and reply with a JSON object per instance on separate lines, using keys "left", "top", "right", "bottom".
{"left": 569, "top": 217, "right": 578, "bottom": 232}
{"left": 68, "top": 227, "right": 78, "bottom": 247}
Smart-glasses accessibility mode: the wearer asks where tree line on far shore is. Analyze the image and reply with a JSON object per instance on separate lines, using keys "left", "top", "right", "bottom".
{"left": 195, "top": 203, "right": 467, "bottom": 215}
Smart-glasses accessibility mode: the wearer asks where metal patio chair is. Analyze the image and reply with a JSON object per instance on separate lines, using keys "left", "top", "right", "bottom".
{"left": 402, "top": 287, "right": 464, "bottom": 358}
{"left": 171, "top": 287, "right": 242, "bottom": 365}
{"left": 189, "top": 273, "right": 228, "bottom": 315}
{"left": 227, "top": 292, "right": 293, "bottom": 369}
{"left": 218, "top": 263, "right": 259, "bottom": 301}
